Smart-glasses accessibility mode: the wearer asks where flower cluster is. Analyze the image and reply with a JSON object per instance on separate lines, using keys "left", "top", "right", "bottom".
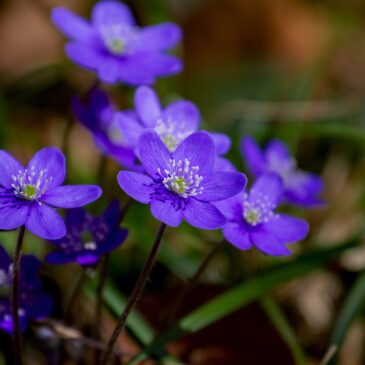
{"left": 0, "top": 246, "right": 52, "bottom": 333}
{"left": 118, "top": 131, "right": 246, "bottom": 229}
{"left": 0, "top": 0, "right": 326, "bottom": 355}
{"left": 0, "top": 147, "right": 102, "bottom": 240}
{"left": 73, "top": 86, "right": 234, "bottom": 171}
{"left": 215, "top": 174, "right": 309, "bottom": 256}
{"left": 52, "top": 1, "right": 182, "bottom": 85}
{"left": 241, "top": 136, "right": 323, "bottom": 207}
{"left": 46, "top": 201, "right": 128, "bottom": 266}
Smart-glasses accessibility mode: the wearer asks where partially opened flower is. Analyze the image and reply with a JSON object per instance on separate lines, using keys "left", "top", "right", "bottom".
{"left": 52, "top": 1, "right": 182, "bottom": 85}
{"left": 46, "top": 201, "right": 128, "bottom": 266}
{"left": 215, "top": 174, "right": 309, "bottom": 256}
{"left": 117, "top": 131, "right": 246, "bottom": 229}
{"left": 0, "top": 246, "right": 53, "bottom": 333}
{"left": 0, "top": 147, "right": 102, "bottom": 239}
{"left": 241, "top": 136, "right": 324, "bottom": 207}
{"left": 116, "top": 86, "right": 233, "bottom": 169}
{"left": 72, "top": 88, "right": 139, "bottom": 169}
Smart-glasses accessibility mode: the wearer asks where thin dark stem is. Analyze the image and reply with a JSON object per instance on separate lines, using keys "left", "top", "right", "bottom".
{"left": 65, "top": 270, "right": 87, "bottom": 323}
{"left": 166, "top": 239, "right": 226, "bottom": 326}
{"left": 12, "top": 226, "right": 26, "bottom": 365}
{"left": 100, "top": 223, "right": 167, "bottom": 365}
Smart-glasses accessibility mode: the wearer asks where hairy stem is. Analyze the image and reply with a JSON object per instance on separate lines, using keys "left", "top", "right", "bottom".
{"left": 100, "top": 223, "right": 167, "bottom": 365}
{"left": 12, "top": 226, "right": 26, "bottom": 365}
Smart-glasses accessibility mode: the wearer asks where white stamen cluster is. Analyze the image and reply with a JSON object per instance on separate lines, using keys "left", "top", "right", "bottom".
{"left": 154, "top": 118, "right": 192, "bottom": 152}
{"left": 11, "top": 167, "right": 52, "bottom": 201}
{"left": 84, "top": 242, "right": 97, "bottom": 251}
{"left": 158, "top": 159, "right": 203, "bottom": 198}
{"left": 100, "top": 24, "right": 137, "bottom": 55}
{"left": 243, "top": 192, "right": 277, "bottom": 226}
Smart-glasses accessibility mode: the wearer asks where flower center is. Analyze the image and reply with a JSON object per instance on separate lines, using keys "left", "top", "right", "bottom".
{"left": 100, "top": 25, "right": 137, "bottom": 56}
{"left": 268, "top": 155, "right": 296, "bottom": 185}
{"left": 158, "top": 159, "right": 203, "bottom": 198}
{"left": 84, "top": 242, "right": 97, "bottom": 251}
{"left": 11, "top": 168, "right": 52, "bottom": 201}
{"left": 107, "top": 121, "right": 126, "bottom": 145}
{"left": 243, "top": 193, "right": 276, "bottom": 226}
{"left": 154, "top": 119, "right": 192, "bottom": 152}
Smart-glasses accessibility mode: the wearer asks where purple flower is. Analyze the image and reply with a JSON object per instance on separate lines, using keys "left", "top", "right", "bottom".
{"left": 0, "top": 246, "right": 53, "bottom": 333}
{"left": 215, "top": 174, "right": 309, "bottom": 256}
{"left": 72, "top": 88, "right": 140, "bottom": 169}
{"left": 0, "top": 147, "right": 102, "bottom": 240}
{"left": 116, "top": 86, "right": 233, "bottom": 169}
{"left": 46, "top": 201, "right": 128, "bottom": 266}
{"left": 241, "top": 136, "right": 324, "bottom": 207}
{"left": 117, "top": 131, "right": 246, "bottom": 229}
{"left": 52, "top": 1, "right": 183, "bottom": 85}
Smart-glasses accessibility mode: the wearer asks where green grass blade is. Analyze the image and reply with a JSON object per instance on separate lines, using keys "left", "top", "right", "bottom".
{"left": 327, "top": 271, "right": 365, "bottom": 364}
{"left": 85, "top": 280, "right": 155, "bottom": 346}
{"left": 125, "top": 241, "right": 356, "bottom": 365}
{"left": 260, "top": 297, "right": 306, "bottom": 365}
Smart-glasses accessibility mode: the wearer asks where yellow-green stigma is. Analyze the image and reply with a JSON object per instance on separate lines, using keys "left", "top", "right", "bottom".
{"left": 162, "top": 135, "right": 179, "bottom": 152}
{"left": 174, "top": 177, "right": 188, "bottom": 195}
{"left": 244, "top": 208, "right": 261, "bottom": 225}
{"left": 106, "top": 38, "right": 125, "bottom": 55}
{"left": 159, "top": 159, "right": 204, "bottom": 198}
{"left": 12, "top": 167, "right": 52, "bottom": 201}
{"left": 22, "top": 184, "right": 38, "bottom": 200}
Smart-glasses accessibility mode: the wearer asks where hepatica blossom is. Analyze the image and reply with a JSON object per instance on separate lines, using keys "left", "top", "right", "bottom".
{"left": 215, "top": 174, "right": 309, "bottom": 256}
{"left": 46, "top": 201, "right": 128, "bottom": 266}
{"left": 118, "top": 131, "right": 246, "bottom": 229}
{"left": 0, "top": 147, "right": 102, "bottom": 239}
{"left": 0, "top": 246, "right": 52, "bottom": 333}
{"left": 241, "top": 136, "right": 323, "bottom": 207}
{"left": 52, "top": 1, "right": 182, "bottom": 85}
{"left": 116, "top": 86, "right": 234, "bottom": 169}
{"left": 72, "top": 88, "right": 139, "bottom": 169}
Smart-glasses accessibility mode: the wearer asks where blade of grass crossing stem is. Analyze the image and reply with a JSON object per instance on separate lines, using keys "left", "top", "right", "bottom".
{"left": 84, "top": 280, "right": 155, "bottom": 346}
{"left": 260, "top": 297, "right": 306, "bottom": 365}
{"left": 125, "top": 241, "right": 357, "bottom": 365}
{"left": 328, "top": 271, "right": 365, "bottom": 365}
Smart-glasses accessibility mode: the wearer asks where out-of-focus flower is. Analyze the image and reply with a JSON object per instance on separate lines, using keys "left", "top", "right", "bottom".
{"left": 117, "top": 131, "right": 246, "bottom": 229}
{"left": 117, "top": 86, "right": 234, "bottom": 169}
{"left": 46, "top": 201, "right": 128, "bottom": 266}
{"left": 72, "top": 88, "right": 140, "bottom": 170}
{"left": 215, "top": 173, "right": 309, "bottom": 256}
{"left": 0, "top": 147, "right": 102, "bottom": 239}
{"left": 241, "top": 136, "right": 323, "bottom": 207}
{"left": 52, "top": 1, "right": 182, "bottom": 85}
{"left": 0, "top": 246, "right": 53, "bottom": 333}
